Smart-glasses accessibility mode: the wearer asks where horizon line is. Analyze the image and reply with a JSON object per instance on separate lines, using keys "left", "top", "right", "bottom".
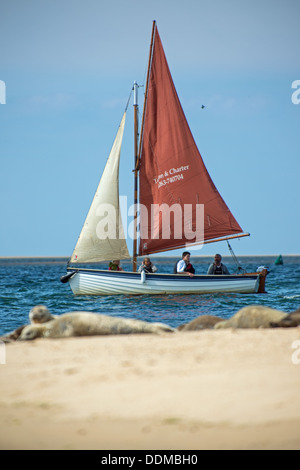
{"left": 0, "top": 254, "right": 299, "bottom": 259}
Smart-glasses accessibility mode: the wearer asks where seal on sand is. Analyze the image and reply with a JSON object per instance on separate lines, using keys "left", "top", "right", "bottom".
{"left": 270, "top": 309, "right": 300, "bottom": 328}
{"left": 214, "top": 305, "right": 288, "bottom": 329}
{"left": 29, "top": 305, "right": 57, "bottom": 324}
{"left": 0, "top": 325, "right": 27, "bottom": 343}
{"left": 0, "top": 306, "right": 56, "bottom": 343}
{"left": 19, "top": 311, "right": 175, "bottom": 340}
{"left": 177, "top": 315, "right": 224, "bottom": 331}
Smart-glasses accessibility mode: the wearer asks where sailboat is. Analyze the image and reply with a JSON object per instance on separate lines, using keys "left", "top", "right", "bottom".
{"left": 61, "top": 21, "right": 268, "bottom": 295}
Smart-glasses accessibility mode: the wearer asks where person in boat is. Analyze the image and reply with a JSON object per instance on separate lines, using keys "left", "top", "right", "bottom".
{"left": 108, "top": 260, "right": 124, "bottom": 271}
{"left": 207, "top": 254, "right": 230, "bottom": 275}
{"left": 138, "top": 257, "right": 158, "bottom": 274}
{"left": 174, "top": 252, "right": 195, "bottom": 277}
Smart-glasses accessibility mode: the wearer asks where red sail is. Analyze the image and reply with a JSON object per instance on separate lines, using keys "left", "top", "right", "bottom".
{"left": 138, "top": 26, "right": 243, "bottom": 255}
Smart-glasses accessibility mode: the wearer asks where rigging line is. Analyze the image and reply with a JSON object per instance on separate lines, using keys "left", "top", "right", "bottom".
{"left": 139, "top": 27, "right": 151, "bottom": 105}
{"left": 141, "top": 57, "right": 148, "bottom": 97}
{"left": 227, "top": 240, "right": 244, "bottom": 272}
{"left": 125, "top": 86, "right": 133, "bottom": 112}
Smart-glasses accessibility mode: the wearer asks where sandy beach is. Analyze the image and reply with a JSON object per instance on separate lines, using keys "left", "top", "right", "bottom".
{"left": 0, "top": 328, "right": 300, "bottom": 450}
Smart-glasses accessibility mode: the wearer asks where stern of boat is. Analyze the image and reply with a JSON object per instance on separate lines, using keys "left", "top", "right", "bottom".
{"left": 257, "top": 268, "right": 269, "bottom": 293}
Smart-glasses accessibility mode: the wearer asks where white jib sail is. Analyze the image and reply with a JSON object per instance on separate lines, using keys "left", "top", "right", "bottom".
{"left": 70, "top": 112, "right": 130, "bottom": 263}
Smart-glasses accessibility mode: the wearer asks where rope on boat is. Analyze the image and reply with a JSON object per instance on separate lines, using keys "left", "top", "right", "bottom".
{"left": 227, "top": 240, "right": 245, "bottom": 273}
{"left": 125, "top": 86, "right": 133, "bottom": 112}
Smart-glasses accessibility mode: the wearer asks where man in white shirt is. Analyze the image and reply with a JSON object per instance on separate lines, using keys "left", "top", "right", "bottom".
{"left": 175, "top": 252, "right": 195, "bottom": 277}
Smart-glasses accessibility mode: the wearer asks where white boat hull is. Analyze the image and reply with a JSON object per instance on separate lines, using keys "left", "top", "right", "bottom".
{"left": 66, "top": 268, "right": 262, "bottom": 295}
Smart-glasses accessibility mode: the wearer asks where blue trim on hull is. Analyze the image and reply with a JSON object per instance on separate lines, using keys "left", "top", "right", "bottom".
{"left": 67, "top": 267, "right": 259, "bottom": 282}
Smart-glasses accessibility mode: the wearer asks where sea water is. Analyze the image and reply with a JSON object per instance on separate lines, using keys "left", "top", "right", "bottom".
{"left": 0, "top": 255, "right": 299, "bottom": 335}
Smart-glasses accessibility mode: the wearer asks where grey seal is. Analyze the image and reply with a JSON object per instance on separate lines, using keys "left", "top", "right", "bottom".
{"left": 29, "top": 305, "right": 58, "bottom": 324}
{"left": 0, "top": 325, "right": 27, "bottom": 343}
{"left": 214, "top": 305, "right": 288, "bottom": 329}
{"left": 177, "top": 315, "right": 224, "bottom": 331}
{"left": 19, "top": 311, "right": 175, "bottom": 340}
{"left": 270, "top": 309, "right": 300, "bottom": 328}
{"left": 0, "top": 306, "right": 55, "bottom": 343}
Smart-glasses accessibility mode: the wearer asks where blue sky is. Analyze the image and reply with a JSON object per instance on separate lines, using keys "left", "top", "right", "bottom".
{"left": 0, "top": 0, "right": 299, "bottom": 257}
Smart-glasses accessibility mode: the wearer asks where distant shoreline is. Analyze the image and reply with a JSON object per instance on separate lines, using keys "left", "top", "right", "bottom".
{"left": 0, "top": 254, "right": 299, "bottom": 259}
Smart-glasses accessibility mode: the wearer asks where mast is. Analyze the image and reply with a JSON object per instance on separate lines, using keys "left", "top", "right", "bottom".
{"left": 132, "top": 81, "right": 139, "bottom": 272}
{"left": 132, "top": 21, "right": 157, "bottom": 271}
{"left": 137, "top": 20, "right": 156, "bottom": 164}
